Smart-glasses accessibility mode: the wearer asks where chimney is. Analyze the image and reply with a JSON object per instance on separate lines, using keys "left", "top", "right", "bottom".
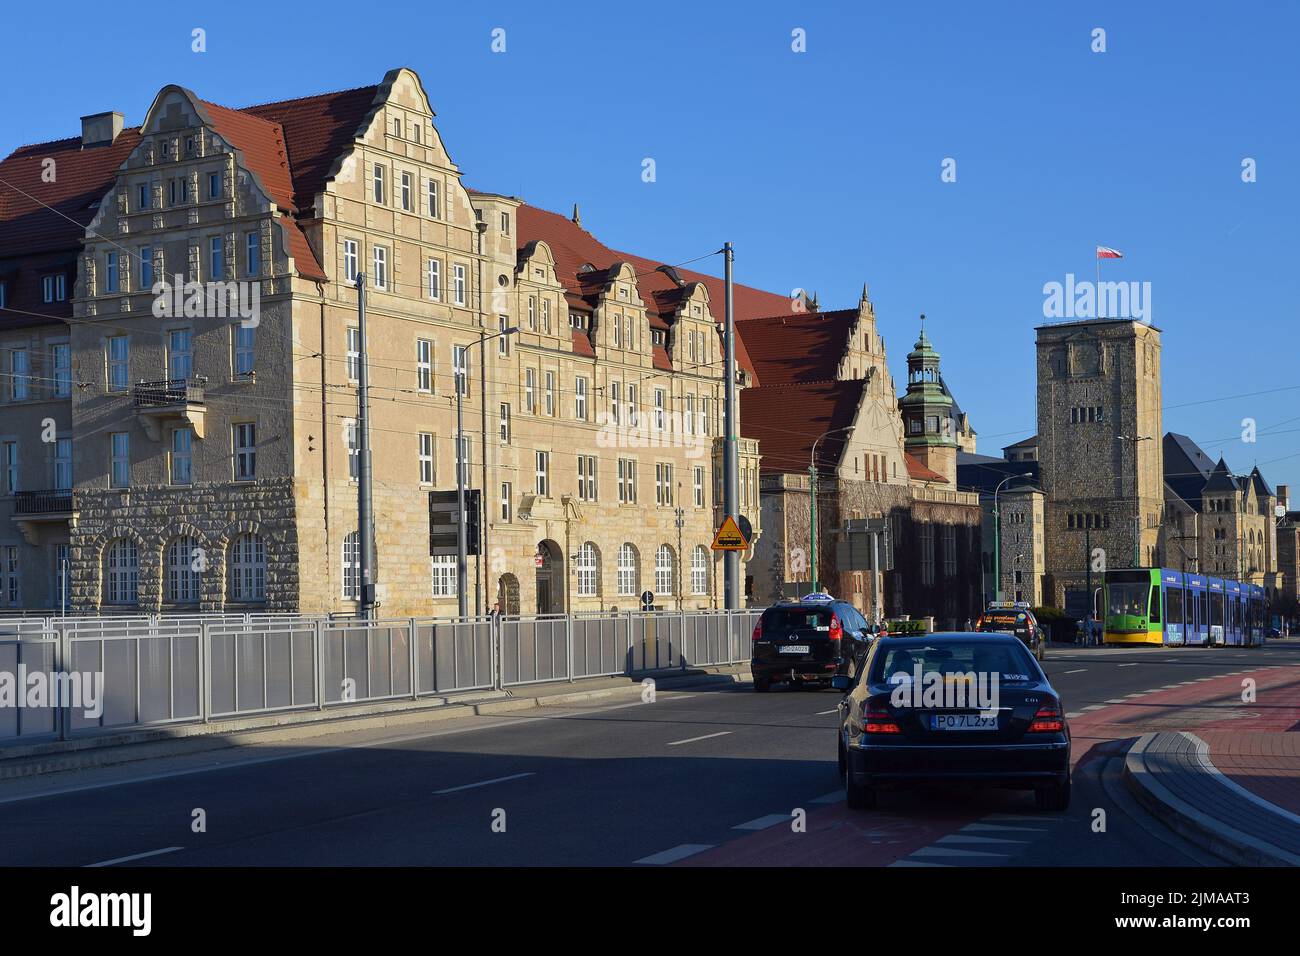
{"left": 1279, "top": 484, "right": 1290, "bottom": 512}
{"left": 80, "top": 111, "right": 124, "bottom": 148}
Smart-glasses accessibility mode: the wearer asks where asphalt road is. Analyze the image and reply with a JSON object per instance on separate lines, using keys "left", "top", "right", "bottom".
{"left": 1, "top": 642, "right": 1294, "bottom": 867}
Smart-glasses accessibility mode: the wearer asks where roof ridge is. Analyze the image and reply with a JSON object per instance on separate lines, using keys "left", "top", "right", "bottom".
{"left": 230, "top": 83, "right": 381, "bottom": 113}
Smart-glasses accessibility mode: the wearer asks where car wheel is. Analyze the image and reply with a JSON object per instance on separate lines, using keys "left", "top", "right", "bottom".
{"left": 837, "top": 740, "right": 846, "bottom": 779}
{"left": 1035, "top": 776, "right": 1071, "bottom": 812}
{"left": 845, "top": 772, "right": 876, "bottom": 810}
{"left": 754, "top": 678, "right": 771, "bottom": 693}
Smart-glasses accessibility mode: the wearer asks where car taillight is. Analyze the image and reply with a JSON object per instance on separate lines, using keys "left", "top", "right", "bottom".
{"left": 829, "top": 613, "right": 842, "bottom": 642}
{"left": 1028, "top": 702, "right": 1064, "bottom": 733}
{"left": 751, "top": 620, "right": 762, "bottom": 642}
{"left": 975, "top": 615, "right": 985, "bottom": 630}
{"left": 863, "top": 699, "right": 900, "bottom": 734}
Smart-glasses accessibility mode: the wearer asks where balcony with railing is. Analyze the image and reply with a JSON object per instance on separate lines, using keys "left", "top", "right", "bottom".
{"left": 11, "top": 489, "right": 76, "bottom": 544}
{"left": 132, "top": 377, "right": 207, "bottom": 440}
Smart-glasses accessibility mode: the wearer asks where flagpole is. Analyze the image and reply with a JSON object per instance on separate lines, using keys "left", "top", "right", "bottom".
{"left": 1096, "top": 247, "right": 1101, "bottom": 318}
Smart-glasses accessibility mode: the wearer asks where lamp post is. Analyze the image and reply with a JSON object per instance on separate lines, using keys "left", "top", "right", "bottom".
{"left": 1117, "top": 435, "right": 1154, "bottom": 567}
{"left": 991, "top": 473, "right": 1028, "bottom": 603}
{"left": 455, "top": 327, "right": 519, "bottom": 617}
{"left": 808, "top": 426, "right": 854, "bottom": 594}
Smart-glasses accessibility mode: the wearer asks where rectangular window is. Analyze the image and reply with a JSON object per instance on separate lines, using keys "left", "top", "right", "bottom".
{"left": 2, "top": 441, "right": 16, "bottom": 494}
{"left": 167, "top": 329, "right": 192, "bottom": 381}
{"left": 53, "top": 437, "right": 72, "bottom": 490}
{"left": 431, "top": 555, "right": 457, "bottom": 597}
{"left": 245, "top": 232, "right": 260, "bottom": 277}
{"left": 233, "top": 423, "right": 256, "bottom": 481}
{"left": 209, "top": 237, "right": 223, "bottom": 280}
{"left": 613, "top": 313, "right": 622, "bottom": 348}
{"left": 527, "top": 297, "right": 536, "bottom": 330}
{"left": 499, "top": 403, "right": 511, "bottom": 443}
{"left": 654, "top": 389, "right": 665, "bottom": 430}
{"left": 343, "top": 239, "right": 358, "bottom": 283}
{"left": 346, "top": 420, "right": 359, "bottom": 480}
{"left": 107, "top": 336, "right": 129, "bottom": 391}
{"left": 500, "top": 211, "right": 510, "bottom": 235}
{"left": 138, "top": 183, "right": 150, "bottom": 211}
{"left": 346, "top": 327, "right": 360, "bottom": 382}
{"left": 656, "top": 462, "right": 673, "bottom": 506}
{"left": 170, "top": 427, "right": 193, "bottom": 485}
{"left": 684, "top": 395, "right": 695, "bottom": 435}
{"left": 577, "top": 455, "right": 597, "bottom": 501}
{"left": 1, "top": 545, "right": 17, "bottom": 607}
{"left": 400, "top": 172, "right": 412, "bottom": 211}
{"left": 524, "top": 368, "right": 535, "bottom": 413}
{"left": 544, "top": 371, "right": 554, "bottom": 416}
{"left": 427, "top": 179, "right": 440, "bottom": 218}
{"left": 8, "top": 349, "right": 28, "bottom": 400}
{"left": 372, "top": 246, "right": 388, "bottom": 289}
{"left": 574, "top": 377, "right": 588, "bottom": 421}
{"left": 234, "top": 325, "right": 255, "bottom": 377}
{"left": 541, "top": 299, "right": 551, "bottom": 333}
{"left": 453, "top": 265, "right": 466, "bottom": 305}
{"left": 52, "top": 543, "right": 70, "bottom": 609}
{"left": 453, "top": 345, "right": 468, "bottom": 396}
{"left": 610, "top": 381, "right": 621, "bottom": 425}
{"left": 105, "top": 252, "right": 119, "bottom": 292}
{"left": 701, "top": 397, "right": 710, "bottom": 436}
{"left": 110, "top": 432, "right": 130, "bottom": 488}
{"left": 627, "top": 384, "right": 638, "bottom": 426}
{"left": 419, "top": 432, "right": 434, "bottom": 484}
{"left": 373, "top": 163, "right": 386, "bottom": 204}
{"left": 426, "top": 258, "right": 441, "bottom": 299}
{"left": 500, "top": 482, "right": 512, "bottom": 522}
{"left": 140, "top": 246, "right": 154, "bottom": 290}
{"left": 535, "top": 450, "right": 550, "bottom": 497}
{"left": 498, "top": 315, "right": 510, "bottom": 356}
{"left": 694, "top": 466, "right": 705, "bottom": 507}
{"left": 208, "top": 171, "right": 221, "bottom": 200}
{"left": 416, "top": 339, "right": 432, "bottom": 392}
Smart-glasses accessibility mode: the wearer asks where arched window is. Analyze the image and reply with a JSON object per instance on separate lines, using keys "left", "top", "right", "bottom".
{"left": 655, "top": 544, "right": 675, "bottom": 597}
{"left": 104, "top": 538, "right": 138, "bottom": 605}
{"left": 229, "top": 533, "right": 266, "bottom": 602}
{"left": 577, "top": 541, "right": 600, "bottom": 596}
{"left": 617, "top": 544, "right": 639, "bottom": 596}
{"left": 691, "top": 546, "right": 709, "bottom": 594}
{"left": 342, "top": 531, "right": 360, "bottom": 600}
{"left": 165, "top": 536, "right": 200, "bottom": 603}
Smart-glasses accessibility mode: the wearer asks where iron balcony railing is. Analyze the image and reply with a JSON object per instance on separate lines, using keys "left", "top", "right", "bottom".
{"left": 13, "top": 489, "right": 73, "bottom": 515}
{"left": 133, "top": 378, "right": 205, "bottom": 407}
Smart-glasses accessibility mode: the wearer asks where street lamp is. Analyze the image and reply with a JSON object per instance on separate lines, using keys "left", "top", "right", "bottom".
{"left": 455, "top": 326, "right": 519, "bottom": 617}
{"left": 992, "top": 473, "right": 1031, "bottom": 602}
{"left": 1116, "top": 435, "right": 1154, "bottom": 567}
{"left": 809, "top": 426, "right": 854, "bottom": 593}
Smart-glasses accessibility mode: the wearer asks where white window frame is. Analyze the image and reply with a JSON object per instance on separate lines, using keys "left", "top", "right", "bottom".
{"left": 343, "top": 239, "right": 358, "bottom": 283}
{"left": 233, "top": 422, "right": 256, "bottom": 481}
{"left": 373, "top": 164, "right": 386, "bottom": 204}
{"left": 574, "top": 377, "right": 587, "bottom": 421}
{"left": 170, "top": 426, "right": 193, "bottom": 485}
{"left": 453, "top": 264, "right": 466, "bottom": 306}
{"left": 372, "top": 245, "right": 388, "bottom": 289}
{"left": 617, "top": 544, "right": 638, "bottom": 596}
{"left": 426, "top": 258, "right": 441, "bottom": 300}
{"left": 110, "top": 432, "right": 130, "bottom": 488}
{"left": 419, "top": 432, "right": 434, "bottom": 484}
{"left": 416, "top": 339, "right": 432, "bottom": 392}
{"left": 535, "top": 450, "right": 550, "bottom": 497}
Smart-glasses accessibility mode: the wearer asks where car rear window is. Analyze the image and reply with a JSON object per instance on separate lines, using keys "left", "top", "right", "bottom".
{"left": 871, "top": 641, "right": 1038, "bottom": 685}
{"left": 761, "top": 607, "right": 832, "bottom": 636}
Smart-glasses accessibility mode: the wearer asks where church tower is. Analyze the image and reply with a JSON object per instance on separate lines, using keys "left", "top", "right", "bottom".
{"left": 899, "top": 316, "right": 958, "bottom": 484}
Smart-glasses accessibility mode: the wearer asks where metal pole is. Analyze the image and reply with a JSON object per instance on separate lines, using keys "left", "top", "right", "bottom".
{"left": 455, "top": 358, "right": 468, "bottom": 618}
{"left": 356, "top": 272, "right": 376, "bottom": 620}
{"left": 722, "top": 242, "right": 739, "bottom": 609}
{"left": 809, "top": 463, "right": 818, "bottom": 592}
{"left": 478, "top": 329, "right": 487, "bottom": 618}
{"left": 871, "top": 530, "right": 880, "bottom": 623}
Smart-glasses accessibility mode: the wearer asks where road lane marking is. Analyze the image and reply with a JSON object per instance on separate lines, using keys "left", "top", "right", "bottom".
{"left": 666, "top": 731, "right": 732, "bottom": 746}
{"left": 434, "top": 772, "right": 535, "bottom": 795}
{"left": 1063, "top": 669, "right": 1087, "bottom": 674}
{"left": 936, "top": 834, "right": 1028, "bottom": 845}
{"left": 888, "top": 859, "right": 950, "bottom": 867}
{"left": 87, "top": 846, "right": 183, "bottom": 868}
{"left": 1066, "top": 712, "right": 1084, "bottom": 718}
{"left": 1105, "top": 698, "right": 1129, "bottom": 704}
{"left": 1118, "top": 663, "right": 1140, "bottom": 668}
{"left": 635, "top": 843, "right": 715, "bottom": 865}
{"left": 815, "top": 709, "right": 840, "bottom": 716}
{"left": 909, "top": 846, "right": 1008, "bottom": 858}
{"left": 809, "top": 790, "right": 843, "bottom": 804}
{"left": 733, "top": 814, "right": 789, "bottom": 831}
{"left": 1082, "top": 704, "right": 1106, "bottom": 711}
{"left": 961, "top": 822, "right": 1046, "bottom": 833}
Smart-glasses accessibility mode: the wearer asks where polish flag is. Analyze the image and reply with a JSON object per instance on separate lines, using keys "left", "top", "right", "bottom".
{"left": 1096, "top": 246, "right": 1124, "bottom": 259}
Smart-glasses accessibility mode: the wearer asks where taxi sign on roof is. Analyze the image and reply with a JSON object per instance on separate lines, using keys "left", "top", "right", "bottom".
{"left": 711, "top": 514, "right": 749, "bottom": 551}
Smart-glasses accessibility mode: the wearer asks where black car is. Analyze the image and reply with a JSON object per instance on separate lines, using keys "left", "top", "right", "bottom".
{"left": 832, "top": 633, "right": 1071, "bottom": 811}
{"left": 751, "top": 596, "right": 874, "bottom": 692}
{"left": 976, "top": 602, "right": 1045, "bottom": 660}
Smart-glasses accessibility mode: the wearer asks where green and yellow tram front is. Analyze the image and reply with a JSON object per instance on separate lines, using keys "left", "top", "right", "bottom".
{"left": 1103, "top": 569, "right": 1163, "bottom": 645}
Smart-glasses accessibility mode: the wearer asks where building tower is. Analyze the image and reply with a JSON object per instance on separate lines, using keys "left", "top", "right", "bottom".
{"left": 899, "top": 316, "right": 958, "bottom": 484}
{"left": 1036, "top": 317, "right": 1164, "bottom": 610}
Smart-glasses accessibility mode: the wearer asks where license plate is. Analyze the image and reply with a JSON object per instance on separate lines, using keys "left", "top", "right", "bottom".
{"left": 930, "top": 714, "right": 997, "bottom": 731}
{"left": 780, "top": 645, "right": 810, "bottom": 654}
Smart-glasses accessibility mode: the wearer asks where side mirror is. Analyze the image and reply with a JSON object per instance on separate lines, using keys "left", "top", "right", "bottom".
{"left": 830, "top": 675, "right": 853, "bottom": 692}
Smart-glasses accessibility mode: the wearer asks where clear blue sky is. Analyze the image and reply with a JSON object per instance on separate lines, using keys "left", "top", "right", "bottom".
{"left": 5, "top": 1, "right": 1297, "bottom": 495}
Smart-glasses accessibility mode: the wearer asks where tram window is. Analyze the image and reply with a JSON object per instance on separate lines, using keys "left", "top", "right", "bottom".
{"left": 1211, "top": 594, "right": 1224, "bottom": 628}
{"left": 1149, "top": 587, "right": 1161, "bottom": 624}
{"left": 1199, "top": 592, "right": 1208, "bottom": 628}
{"left": 1166, "top": 588, "right": 1183, "bottom": 625}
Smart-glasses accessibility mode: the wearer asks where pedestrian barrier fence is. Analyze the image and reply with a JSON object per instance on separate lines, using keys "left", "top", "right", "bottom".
{"left": 0, "top": 608, "right": 762, "bottom": 748}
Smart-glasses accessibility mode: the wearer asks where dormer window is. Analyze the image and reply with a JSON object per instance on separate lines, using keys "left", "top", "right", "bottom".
{"left": 652, "top": 330, "right": 665, "bottom": 347}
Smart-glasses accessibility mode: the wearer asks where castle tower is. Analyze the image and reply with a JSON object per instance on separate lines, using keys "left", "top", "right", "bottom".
{"left": 899, "top": 316, "right": 957, "bottom": 484}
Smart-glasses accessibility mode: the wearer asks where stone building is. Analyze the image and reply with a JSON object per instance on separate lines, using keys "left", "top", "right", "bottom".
{"left": 741, "top": 303, "right": 983, "bottom": 627}
{"left": 1035, "top": 317, "right": 1164, "bottom": 608}
{"left": 0, "top": 68, "right": 792, "bottom": 615}
{"left": 956, "top": 449, "right": 1044, "bottom": 606}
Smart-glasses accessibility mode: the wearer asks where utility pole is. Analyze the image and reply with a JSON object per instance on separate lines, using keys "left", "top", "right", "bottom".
{"left": 675, "top": 493, "right": 685, "bottom": 610}
{"left": 722, "top": 242, "right": 740, "bottom": 609}
{"left": 356, "top": 272, "right": 376, "bottom": 620}
{"left": 478, "top": 329, "right": 487, "bottom": 617}
{"left": 809, "top": 425, "right": 854, "bottom": 594}
{"left": 992, "top": 473, "right": 1024, "bottom": 604}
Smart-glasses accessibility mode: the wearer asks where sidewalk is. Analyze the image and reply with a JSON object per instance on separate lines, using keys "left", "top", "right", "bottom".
{"left": 1121, "top": 664, "right": 1300, "bottom": 866}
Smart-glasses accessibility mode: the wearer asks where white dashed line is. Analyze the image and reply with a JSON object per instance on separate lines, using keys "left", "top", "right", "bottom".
{"left": 87, "top": 847, "right": 183, "bottom": 868}
{"left": 935, "top": 834, "right": 1028, "bottom": 846}
{"left": 635, "top": 843, "right": 716, "bottom": 865}
{"left": 1063, "top": 669, "right": 1087, "bottom": 675}
{"left": 1082, "top": 704, "right": 1107, "bottom": 711}
{"left": 666, "top": 731, "right": 732, "bottom": 747}
{"left": 434, "top": 772, "right": 535, "bottom": 795}
{"left": 815, "top": 709, "right": 840, "bottom": 716}
{"left": 961, "top": 822, "right": 1047, "bottom": 833}
{"left": 1066, "top": 712, "right": 1084, "bottom": 718}
{"left": 733, "top": 814, "right": 790, "bottom": 831}
{"left": 1118, "top": 663, "right": 1140, "bottom": 668}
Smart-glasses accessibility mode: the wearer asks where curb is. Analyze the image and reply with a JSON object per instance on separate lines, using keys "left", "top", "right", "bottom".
{"left": 0, "top": 667, "right": 747, "bottom": 782}
{"left": 1122, "top": 732, "right": 1300, "bottom": 867}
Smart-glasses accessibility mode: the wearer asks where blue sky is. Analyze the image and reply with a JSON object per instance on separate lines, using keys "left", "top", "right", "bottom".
{"left": 6, "top": 1, "right": 1298, "bottom": 495}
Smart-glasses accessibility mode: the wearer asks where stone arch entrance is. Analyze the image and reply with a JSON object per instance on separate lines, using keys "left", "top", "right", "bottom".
{"left": 497, "top": 573, "right": 521, "bottom": 616}
{"left": 534, "top": 540, "right": 564, "bottom": 615}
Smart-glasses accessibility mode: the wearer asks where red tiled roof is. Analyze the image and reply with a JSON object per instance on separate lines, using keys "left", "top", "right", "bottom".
{"left": 733, "top": 309, "right": 856, "bottom": 386}
{"left": 905, "top": 452, "right": 949, "bottom": 484}
{"left": 197, "top": 99, "right": 296, "bottom": 211}
{"left": 740, "top": 380, "right": 866, "bottom": 476}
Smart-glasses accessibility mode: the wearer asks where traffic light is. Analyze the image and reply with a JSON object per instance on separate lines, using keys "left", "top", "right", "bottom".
{"left": 465, "top": 489, "right": 481, "bottom": 556}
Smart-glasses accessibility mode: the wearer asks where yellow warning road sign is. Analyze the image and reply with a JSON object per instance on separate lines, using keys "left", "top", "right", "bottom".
{"left": 711, "top": 515, "right": 749, "bottom": 551}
